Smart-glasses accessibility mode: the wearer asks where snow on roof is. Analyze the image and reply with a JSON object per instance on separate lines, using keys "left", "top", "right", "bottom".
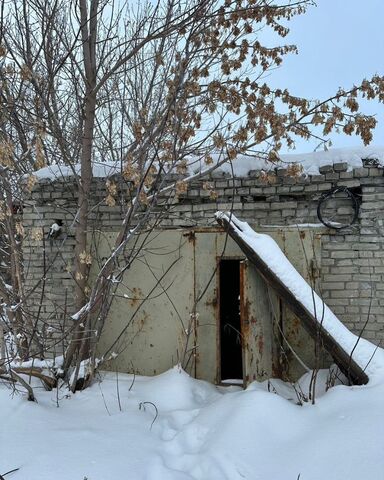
{"left": 215, "top": 145, "right": 384, "bottom": 177}
{"left": 34, "top": 161, "right": 121, "bottom": 181}
{"left": 278, "top": 145, "right": 384, "bottom": 175}
{"left": 33, "top": 145, "right": 384, "bottom": 181}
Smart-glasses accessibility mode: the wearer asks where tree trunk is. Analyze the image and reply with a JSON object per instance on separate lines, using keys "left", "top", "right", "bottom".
{"left": 63, "top": 0, "right": 99, "bottom": 377}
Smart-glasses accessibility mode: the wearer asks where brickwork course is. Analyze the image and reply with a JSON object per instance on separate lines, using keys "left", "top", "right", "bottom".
{"left": 22, "top": 160, "right": 384, "bottom": 350}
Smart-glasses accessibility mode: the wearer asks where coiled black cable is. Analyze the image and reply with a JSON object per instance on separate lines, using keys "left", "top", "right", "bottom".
{"left": 317, "top": 186, "right": 360, "bottom": 229}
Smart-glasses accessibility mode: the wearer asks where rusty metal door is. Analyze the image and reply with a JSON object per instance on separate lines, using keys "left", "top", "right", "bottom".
{"left": 238, "top": 228, "right": 323, "bottom": 384}
{"left": 278, "top": 229, "right": 323, "bottom": 380}
{"left": 91, "top": 227, "right": 322, "bottom": 384}
{"left": 193, "top": 230, "right": 244, "bottom": 383}
{"left": 194, "top": 228, "right": 322, "bottom": 384}
{"left": 92, "top": 230, "right": 195, "bottom": 377}
{"left": 240, "top": 260, "right": 280, "bottom": 385}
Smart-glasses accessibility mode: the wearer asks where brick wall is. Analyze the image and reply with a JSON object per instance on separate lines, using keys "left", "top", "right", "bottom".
{"left": 22, "top": 161, "right": 384, "bottom": 347}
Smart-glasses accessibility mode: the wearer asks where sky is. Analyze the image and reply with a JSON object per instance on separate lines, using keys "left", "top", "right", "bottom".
{"left": 265, "top": 0, "right": 384, "bottom": 154}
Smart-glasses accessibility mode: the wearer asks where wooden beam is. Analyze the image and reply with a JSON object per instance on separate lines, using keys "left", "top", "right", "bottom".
{"left": 216, "top": 213, "right": 369, "bottom": 385}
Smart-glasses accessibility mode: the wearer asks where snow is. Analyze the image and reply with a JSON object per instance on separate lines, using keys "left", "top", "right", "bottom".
{"left": 198, "top": 145, "right": 384, "bottom": 177}
{"left": 277, "top": 145, "right": 384, "bottom": 175}
{"left": 261, "top": 223, "right": 326, "bottom": 229}
{"left": 10, "top": 356, "right": 63, "bottom": 370}
{"left": 33, "top": 161, "right": 121, "bottom": 181}
{"left": 49, "top": 222, "right": 61, "bottom": 233}
{"left": 216, "top": 212, "right": 384, "bottom": 384}
{"left": 32, "top": 146, "right": 384, "bottom": 181}
{"left": 1, "top": 366, "right": 384, "bottom": 480}
{"left": 70, "top": 301, "right": 90, "bottom": 321}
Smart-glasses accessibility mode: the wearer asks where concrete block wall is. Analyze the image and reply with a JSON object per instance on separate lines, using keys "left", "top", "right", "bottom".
{"left": 22, "top": 162, "right": 384, "bottom": 347}
{"left": 21, "top": 177, "right": 78, "bottom": 353}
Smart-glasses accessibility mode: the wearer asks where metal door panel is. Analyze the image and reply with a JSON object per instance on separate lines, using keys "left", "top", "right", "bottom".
{"left": 240, "top": 260, "right": 280, "bottom": 385}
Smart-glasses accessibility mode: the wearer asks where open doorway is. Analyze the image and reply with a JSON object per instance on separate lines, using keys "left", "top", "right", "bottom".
{"left": 219, "top": 259, "right": 243, "bottom": 382}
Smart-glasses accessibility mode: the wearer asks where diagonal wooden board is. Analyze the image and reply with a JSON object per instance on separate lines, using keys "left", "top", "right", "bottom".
{"left": 216, "top": 213, "right": 369, "bottom": 385}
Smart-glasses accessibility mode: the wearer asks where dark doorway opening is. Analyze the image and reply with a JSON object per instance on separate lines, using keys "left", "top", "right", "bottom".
{"left": 219, "top": 259, "right": 243, "bottom": 381}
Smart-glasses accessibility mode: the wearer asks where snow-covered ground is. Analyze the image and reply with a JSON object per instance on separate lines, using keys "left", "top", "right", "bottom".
{"left": 1, "top": 366, "right": 384, "bottom": 480}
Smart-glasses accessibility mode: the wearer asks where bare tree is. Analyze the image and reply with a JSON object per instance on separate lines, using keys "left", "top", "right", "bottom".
{"left": 0, "top": 0, "right": 383, "bottom": 392}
